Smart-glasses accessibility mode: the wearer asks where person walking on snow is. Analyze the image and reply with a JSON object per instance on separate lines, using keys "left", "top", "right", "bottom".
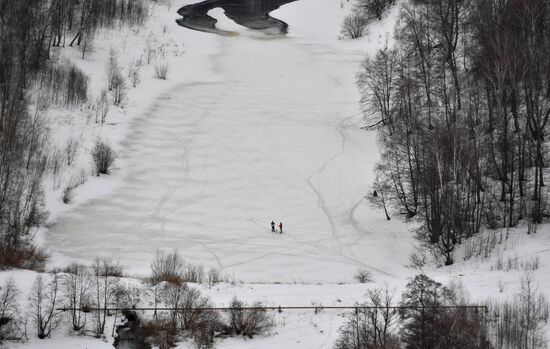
{"left": 279, "top": 222, "right": 283, "bottom": 234}
{"left": 271, "top": 221, "right": 276, "bottom": 233}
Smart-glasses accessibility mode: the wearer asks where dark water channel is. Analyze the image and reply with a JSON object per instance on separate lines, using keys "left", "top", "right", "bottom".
{"left": 113, "top": 310, "right": 150, "bottom": 349}
{"left": 177, "top": 0, "right": 298, "bottom": 35}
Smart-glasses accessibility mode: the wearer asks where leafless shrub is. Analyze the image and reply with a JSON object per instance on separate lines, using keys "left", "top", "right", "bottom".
{"left": 192, "top": 313, "right": 219, "bottom": 349}
{"left": 91, "top": 139, "right": 117, "bottom": 175}
{"left": 183, "top": 263, "right": 205, "bottom": 284}
{"left": 140, "top": 318, "right": 177, "bottom": 349}
{"left": 0, "top": 245, "right": 49, "bottom": 272}
{"left": 99, "top": 259, "right": 124, "bottom": 278}
{"left": 178, "top": 287, "right": 213, "bottom": 332}
{"left": 155, "top": 62, "right": 169, "bottom": 80}
{"left": 95, "top": 90, "right": 110, "bottom": 124}
{"left": 353, "top": 269, "right": 373, "bottom": 283}
{"left": 49, "top": 149, "right": 63, "bottom": 177}
{"left": 129, "top": 64, "right": 141, "bottom": 88}
{"left": 112, "top": 77, "right": 126, "bottom": 107}
{"left": 463, "top": 229, "right": 500, "bottom": 260}
{"left": 112, "top": 76, "right": 127, "bottom": 107}
{"left": 162, "top": 283, "right": 188, "bottom": 327}
{"left": 522, "top": 257, "right": 541, "bottom": 271}
{"left": 160, "top": 283, "right": 221, "bottom": 347}
{"left": 145, "top": 33, "right": 157, "bottom": 65}
{"left": 107, "top": 50, "right": 127, "bottom": 106}
{"left": 185, "top": 297, "right": 220, "bottom": 348}
{"left": 492, "top": 255, "right": 521, "bottom": 272}
{"left": 340, "top": 12, "right": 368, "bottom": 39}
{"left": 62, "top": 186, "right": 74, "bottom": 204}
{"left": 498, "top": 279, "right": 505, "bottom": 293}
{"left": 65, "top": 137, "right": 79, "bottom": 166}
{"left": 224, "top": 297, "right": 274, "bottom": 338}
{"left": 67, "top": 0, "right": 148, "bottom": 44}
{"left": 38, "top": 59, "right": 89, "bottom": 107}
{"left": 151, "top": 250, "right": 185, "bottom": 286}
{"left": 78, "top": 169, "right": 88, "bottom": 185}
{"left": 408, "top": 244, "right": 427, "bottom": 269}
{"left": 207, "top": 268, "right": 226, "bottom": 286}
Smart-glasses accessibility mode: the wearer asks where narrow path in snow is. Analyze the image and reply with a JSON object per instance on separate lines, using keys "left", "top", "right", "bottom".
{"left": 46, "top": 17, "right": 410, "bottom": 282}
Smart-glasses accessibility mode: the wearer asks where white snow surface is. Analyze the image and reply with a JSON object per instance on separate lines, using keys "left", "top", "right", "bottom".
{"left": 44, "top": 0, "right": 412, "bottom": 283}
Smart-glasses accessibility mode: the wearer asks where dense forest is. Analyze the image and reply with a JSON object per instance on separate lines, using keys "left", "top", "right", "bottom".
{"left": 0, "top": 0, "right": 147, "bottom": 268}
{"left": 359, "top": 0, "right": 550, "bottom": 265}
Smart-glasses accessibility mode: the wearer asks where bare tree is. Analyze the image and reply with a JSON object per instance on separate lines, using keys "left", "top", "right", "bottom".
{"left": 357, "top": 46, "right": 399, "bottom": 132}
{"left": 369, "top": 175, "right": 392, "bottom": 220}
{"left": 91, "top": 257, "right": 121, "bottom": 337}
{"left": 29, "top": 274, "right": 63, "bottom": 339}
{"left": 335, "top": 285, "right": 399, "bottom": 349}
{"left": 0, "top": 278, "right": 21, "bottom": 341}
{"left": 162, "top": 282, "right": 187, "bottom": 327}
{"left": 62, "top": 263, "right": 91, "bottom": 331}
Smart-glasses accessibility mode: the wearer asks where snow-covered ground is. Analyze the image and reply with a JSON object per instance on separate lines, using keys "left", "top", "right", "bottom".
{"left": 3, "top": 0, "right": 550, "bottom": 348}
{"left": 44, "top": 0, "right": 413, "bottom": 284}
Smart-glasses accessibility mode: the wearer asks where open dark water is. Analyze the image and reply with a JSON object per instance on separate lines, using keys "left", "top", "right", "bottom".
{"left": 176, "top": 0, "right": 298, "bottom": 35}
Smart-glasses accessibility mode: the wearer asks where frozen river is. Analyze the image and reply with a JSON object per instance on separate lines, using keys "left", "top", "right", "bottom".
{"left": 46, "top": 0, "right": 411, "bottom": 282}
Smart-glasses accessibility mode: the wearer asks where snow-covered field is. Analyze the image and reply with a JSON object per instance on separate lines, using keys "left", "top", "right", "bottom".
{"left": 3, "top": 0, "right": 550, "bottom": 348}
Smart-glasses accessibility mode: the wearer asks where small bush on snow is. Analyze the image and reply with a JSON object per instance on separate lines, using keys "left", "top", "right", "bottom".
{"left": 91, "top": 139, "right": 117, "bottom": 175}
{"left": 224, "top": 297, "right": 274, "bottom": 338}
{"left": 155, "top": 62, "right": 169, "bottom": 80}
{"left": 62, "top": 186, "right": 73, "bottom": 204}
{"left": 151, "top": 250, "right": 186, "bottom": 286}
{"left": 354, "top": 269, "right": 373, "bottom": 283}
